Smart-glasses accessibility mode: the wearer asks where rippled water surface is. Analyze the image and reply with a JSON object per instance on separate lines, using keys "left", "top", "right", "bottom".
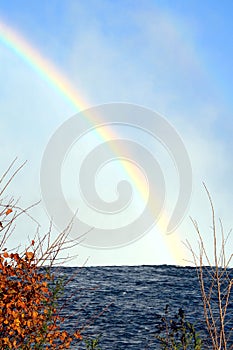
{"left": 49, "top": 265, "right": 232, "bottom": 349}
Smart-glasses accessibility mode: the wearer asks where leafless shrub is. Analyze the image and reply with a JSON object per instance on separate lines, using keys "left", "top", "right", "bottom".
{"left": 185, "top": 184, "right": 233, "bottom": 350}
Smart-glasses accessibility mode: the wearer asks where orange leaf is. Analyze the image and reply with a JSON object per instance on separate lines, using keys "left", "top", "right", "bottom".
{"left": 5, "top": 208, "right": 13, "bottom": 216}
{"left": 74, "top": 331, "right": 82, "bottom": 340}
{"left": 25, "top": 252, "right": 34, "bottom": 260}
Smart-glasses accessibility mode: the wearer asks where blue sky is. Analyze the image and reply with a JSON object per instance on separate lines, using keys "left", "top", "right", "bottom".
{"left": 0, "top": 1, "right": 232, "bottom": 266}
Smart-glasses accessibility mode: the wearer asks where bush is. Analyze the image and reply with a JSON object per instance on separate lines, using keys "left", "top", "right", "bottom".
{"left": 154, "top": 305, "right": 202, "bottom": 350}
{"left": 0, "top": 160, "right": 93, "bottom": 349}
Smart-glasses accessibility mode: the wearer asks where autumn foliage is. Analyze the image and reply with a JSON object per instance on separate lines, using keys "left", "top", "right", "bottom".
{"left": 0, "top": 160, "right": 83, "bottom": 349}
{"left": 0, "top": 248, "right": 82, "bottom": 349}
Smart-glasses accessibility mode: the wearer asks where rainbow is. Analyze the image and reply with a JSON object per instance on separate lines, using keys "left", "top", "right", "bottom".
{"left": 0, "top": 19, "right": 186, "bottom": 265}
{"left": 0, "top": 21, "right": 89, "bottom": 111}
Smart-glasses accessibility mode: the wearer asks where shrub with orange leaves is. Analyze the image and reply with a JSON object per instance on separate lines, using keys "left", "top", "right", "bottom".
{"left": 0, "top": 243, "right": 83, "bottom": 349}
{"left": 0, "top": 161, "right": 86, "bottom": 349}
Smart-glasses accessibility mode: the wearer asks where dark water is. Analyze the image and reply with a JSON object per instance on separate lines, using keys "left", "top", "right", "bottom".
{"left": 49, "top": 265, "right": 233, "bottom": 349}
